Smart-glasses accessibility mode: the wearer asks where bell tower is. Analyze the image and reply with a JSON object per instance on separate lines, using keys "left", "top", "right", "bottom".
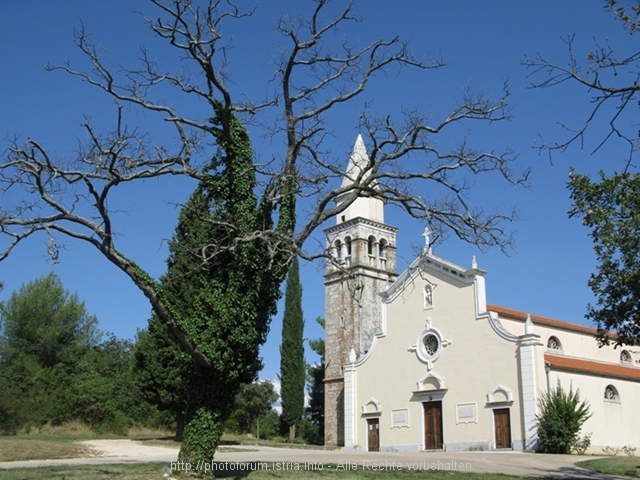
{"left": 323, "top": 135, "right": 398, "bottom": 446}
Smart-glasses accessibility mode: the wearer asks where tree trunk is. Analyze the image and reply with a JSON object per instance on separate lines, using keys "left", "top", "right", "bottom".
{"left": 175, "top": 411, "right": 186, "bottom": 442}
{"left": 289, "top": 423, "right": 296, "bottom": 442}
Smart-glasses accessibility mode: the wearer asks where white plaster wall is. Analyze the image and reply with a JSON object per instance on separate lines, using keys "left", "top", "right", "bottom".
{"left": 548, "top": 370, "right": 640, "bottom": 452}
{"left": 498, "top": 316, "right": 634, "bottom": 365}
{"left": 352, "top": 266, "right": 524, "bottom": 451}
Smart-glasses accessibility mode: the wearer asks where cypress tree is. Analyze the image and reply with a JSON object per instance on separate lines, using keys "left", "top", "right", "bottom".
{"left": 279, "top": 256, "right": 305, "bottom": 441}
{"left": 160, "top": 105, "right": 294, "bottom": 463}
{"left": 307, "top": 317, "right": 325, "bottom": 442}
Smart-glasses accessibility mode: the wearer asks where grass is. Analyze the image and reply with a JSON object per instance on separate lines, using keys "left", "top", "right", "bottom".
{"left": 0, "top": 422, "right": 176, "bottom": 463}
{"left": 0, "top": 428, "right": 296, "bottom": 464}
{"left": 577, "top": 456, "right": 640, "bottom": 477}
{"left": 220, "top": 434, "right": 333, "bottom": 451}
{"left": 0, "top": 435, "right": 99, "bottom": 462}
{"left": 0, "top": 463, "right": 525, "bottom": 480}
{"left": 0, "top": 463, "right": 168, "bottom": 479}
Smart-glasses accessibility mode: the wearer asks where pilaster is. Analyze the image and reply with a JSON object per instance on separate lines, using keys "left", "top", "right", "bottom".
{"left": 518, "top": 328, "right": 543, "bottom": 451}
{"left": 343, "top": 349, "right": 357, "bottom": 449}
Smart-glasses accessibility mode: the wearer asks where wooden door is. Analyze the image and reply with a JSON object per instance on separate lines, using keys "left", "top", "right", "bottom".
{"left": 367, "top": 418, "right": 379, "bottom": 452}
{"left": 423, "top": 401, "right": 443, "bottom": 450}
{"left": 493, "top": 408, "right": 511, "bottom": 449}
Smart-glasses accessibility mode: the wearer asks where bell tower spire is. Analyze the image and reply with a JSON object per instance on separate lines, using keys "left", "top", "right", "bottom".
{"left": 323, "top": 135, "right": 398, "bottom": 447}
{"left": 335, "top": 134, "right": 384, "bottom": 224}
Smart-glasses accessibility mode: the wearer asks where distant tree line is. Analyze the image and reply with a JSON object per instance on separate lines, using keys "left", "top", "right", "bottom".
{"left": 0, "top": 273, "right": 325, "bottom": 444}
{"left": 0, "top": 273, "right": 166, "bottom": 434}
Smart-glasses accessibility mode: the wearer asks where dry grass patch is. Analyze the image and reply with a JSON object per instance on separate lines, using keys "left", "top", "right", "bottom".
{"left": 18, "top": 421, "right": 94, "bottom": 437}
{"left": 0, "top": 422, "right": 179, "bottom": 463}
{"left": 0, "top": 422, "right": 103, "bottom": 462}
{"left": 0, "top": 437, "right": 98, "bottom": 462}
{"left": 127, "top": 426, "right": 175, "bottom": 439}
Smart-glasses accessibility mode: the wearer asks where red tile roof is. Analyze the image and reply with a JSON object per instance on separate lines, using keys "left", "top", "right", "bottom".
{"left": 545, "top": 353, "right": 640, "bottom": 382}
{"left": 487, "top": 304, "right": 614, "bottom": 338}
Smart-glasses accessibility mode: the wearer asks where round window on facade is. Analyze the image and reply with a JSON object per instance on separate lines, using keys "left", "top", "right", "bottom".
{"left": 416, "top": 329, "right": 443, "bottom": 363}
{"left": 423, "top": 333, "right": 440, "bottom": 356}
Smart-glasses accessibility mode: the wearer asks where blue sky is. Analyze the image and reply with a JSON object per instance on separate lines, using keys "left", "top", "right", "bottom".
{"left": 1, "top": 1, "right": 636, "bottom": 382}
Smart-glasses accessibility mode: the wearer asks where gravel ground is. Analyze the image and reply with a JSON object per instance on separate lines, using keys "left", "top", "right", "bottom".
{"left": 78, "top": 439, "right": 180, "bottom": 458}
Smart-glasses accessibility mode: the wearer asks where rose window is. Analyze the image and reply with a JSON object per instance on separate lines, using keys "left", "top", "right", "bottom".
{"left": 423, "top": 334, "right": 440, "bottom": 356}
{"left": 410, "top": 320, "right": 451, "bottom": 370}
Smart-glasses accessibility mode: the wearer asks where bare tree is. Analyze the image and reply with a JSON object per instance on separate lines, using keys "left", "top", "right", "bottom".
{"left": 1, "top": 0, "right": 526, "bottom": 368}
{"left": 523, "top": 2, "right": 640, "bottom": 346}
{"left": 522, "top": 15, "right": 640, "bottom": 169}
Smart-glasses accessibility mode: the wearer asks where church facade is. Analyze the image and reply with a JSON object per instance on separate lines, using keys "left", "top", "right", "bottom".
{"left": 323, "top": 136, "right": 640, "bottom": 453}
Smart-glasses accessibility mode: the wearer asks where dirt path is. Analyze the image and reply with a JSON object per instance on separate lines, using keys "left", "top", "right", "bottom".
{"left": 78, "top": 439, "right": 180, "bottom": 459}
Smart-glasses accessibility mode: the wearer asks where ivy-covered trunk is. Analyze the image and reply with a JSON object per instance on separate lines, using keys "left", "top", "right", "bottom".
{"left": 178, "top": 407, "right": 224, "bottom": 465}
{"left": 159, "top": 106, "right": 295, "bottom": 463}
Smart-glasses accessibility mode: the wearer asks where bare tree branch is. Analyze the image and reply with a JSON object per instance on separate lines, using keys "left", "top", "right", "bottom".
{"left": 523, "top": 33, "right": 640, "bottom": 169}
{"left": 1, "top": 0, "right": 526, "bottom": 367}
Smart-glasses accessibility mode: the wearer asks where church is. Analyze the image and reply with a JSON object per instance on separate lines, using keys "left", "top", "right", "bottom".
{"left": 323, "top": 136, "right": 640, "bottom": 453}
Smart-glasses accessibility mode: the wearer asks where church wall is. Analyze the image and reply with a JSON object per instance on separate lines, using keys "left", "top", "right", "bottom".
{"left": 350, "top": 267, "right": 525, "bottom": 452}
{"left": 498, "top": 315, "right": 640, "bottom": 452}
{"left": 498, "top": 316, "right": 634, "bottom": 365}
{"left": 547, "top": 370, "right": 640, "bottom": 452}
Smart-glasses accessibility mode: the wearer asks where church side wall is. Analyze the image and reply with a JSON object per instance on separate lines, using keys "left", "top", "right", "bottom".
{"left": 548, "top": 370, "right": 640, "bottom": 452}
{"left": 498, "top": 315, "right": 640, "bottom": 452}
{"left": 498, "top": 317, "right": 635, "bottom": 365}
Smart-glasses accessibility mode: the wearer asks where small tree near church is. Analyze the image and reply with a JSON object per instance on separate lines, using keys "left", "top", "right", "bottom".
{"left": 279, "top": 257, "right": 305, "bottom": 441}
{"left": 536, "top": 382, "right": 591, "bottom": 454}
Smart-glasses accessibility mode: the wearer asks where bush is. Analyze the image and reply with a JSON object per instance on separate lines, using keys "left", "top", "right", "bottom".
{"left": 297, "top": 417, "right": 323, "bottom": 445}
{"left": 573, "top": 432, "right": 592, "bottom": 455}
{"left": 93, "top": 410, "right": 130, "bottom": 436}
{"left": 622, "top": 445, "right": 637, "bottom": 457}
{"left": 537, "top": 382, "right": 591, "bottom": 454}
{"left": 254, "top": 411, "right": 280, "bottom": 440}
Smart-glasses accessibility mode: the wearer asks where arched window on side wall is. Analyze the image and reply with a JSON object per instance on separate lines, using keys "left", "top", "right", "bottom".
{"left": 621, "top": 350, "right": 632, "bottom": 365}
{"left": 604, "top": 385, "right": 620, "bottom": 402}
{"left": 546, "top": 336, "right": 562, "bottom": 352}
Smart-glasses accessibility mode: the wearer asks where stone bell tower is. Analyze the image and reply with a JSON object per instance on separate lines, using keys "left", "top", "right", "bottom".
{"left": 323, "top": 135, "right": 398, "bottom": 446}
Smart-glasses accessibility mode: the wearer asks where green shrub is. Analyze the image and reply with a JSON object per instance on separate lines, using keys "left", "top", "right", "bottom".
{"left": 297, "top": 417, "right": 323, "bottom": 445}
{"left": 94, "top": 410, "right": 130, "bottom": 436}
{"left": 254, "top": 410, "right": 280, "bottom": 440}
{"left": 537, "top": 382, "right": 591, "bottom": 454}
